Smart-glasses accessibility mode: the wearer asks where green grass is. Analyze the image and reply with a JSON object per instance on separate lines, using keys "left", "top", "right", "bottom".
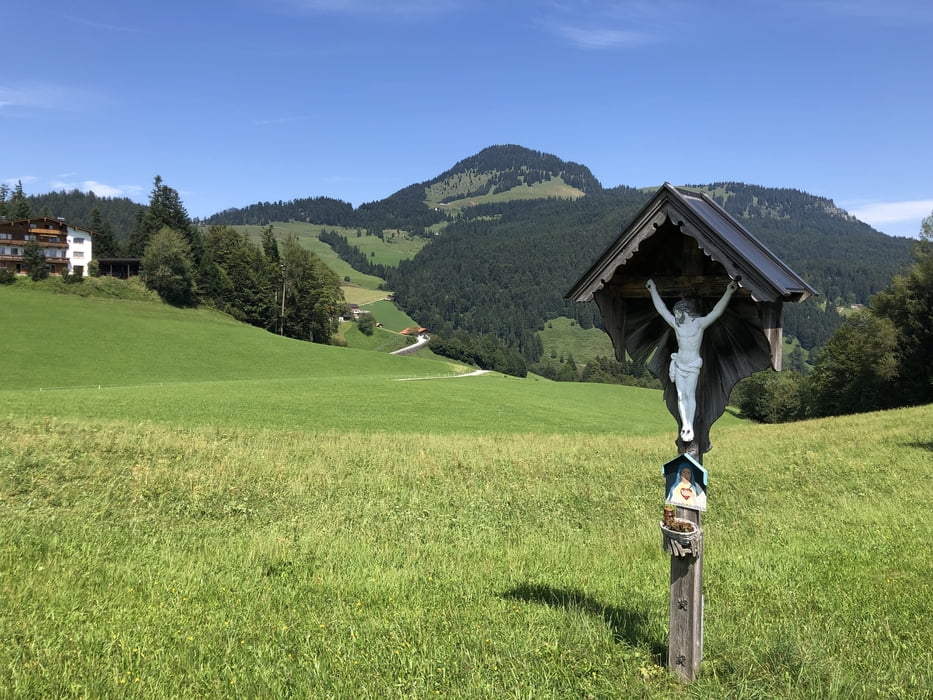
{"left": 1, "top": 285, "right": 930, "bottom": 698}
{"left": 363, "top": 299, "right": 420, "bottom": 333}
{"left": 539, "top": 316, "right": 615, "bottom": 367}
{"left": 1, "top": 283, "right": 436, "bottom": 390}
{"left": 0, "top": 284, "right": 679, "bottom": 435}
{"left": 340, "top": 286, "right": 389, "bottom": 306}
{"left": 342, "top": 230, "right": 426, "bottom": 267}
{"left": 425, "top": 176, "right": 585, "bottom": 212}
{"left": 337, "top": 321, "right": 412, "bottom": 354}
{"left": 2, "top": 409, "right": 929, "bottom": 698}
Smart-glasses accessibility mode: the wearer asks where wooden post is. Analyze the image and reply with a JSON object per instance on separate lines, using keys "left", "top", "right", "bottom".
{"left": 668, "top": 448, "right": 703, "bottom": 682}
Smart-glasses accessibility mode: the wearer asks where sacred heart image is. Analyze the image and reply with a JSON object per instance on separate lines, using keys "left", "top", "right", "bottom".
{"left": 663, "top": 453, "right": 708, "bottom": 512}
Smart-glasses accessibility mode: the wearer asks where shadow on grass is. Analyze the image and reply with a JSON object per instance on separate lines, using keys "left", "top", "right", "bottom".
{"left": 906, "top": 440, "right": 933, "bottom": 452}
{"left": 502, "top": 583, "right": 665, "bottom": 659}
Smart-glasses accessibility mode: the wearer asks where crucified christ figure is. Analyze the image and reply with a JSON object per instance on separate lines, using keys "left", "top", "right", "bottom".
{"left": 646, "top": 278, "right": 739, "bottom": 443}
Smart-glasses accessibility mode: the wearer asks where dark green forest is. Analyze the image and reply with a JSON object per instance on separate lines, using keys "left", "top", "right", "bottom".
{"left": 25, "top": 189, "right": 143, "bottom": 242}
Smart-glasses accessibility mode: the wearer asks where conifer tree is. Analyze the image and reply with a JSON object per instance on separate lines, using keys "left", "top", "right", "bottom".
{"left": 260, "top": 224, "right": 279, "bottom": 263}
{"left": 89, "top": 207, "right": 119, "bottom": 258}
{"left": 10, "top": 180, "right": 31, "bottom": 219}
{"left": 127, "top": 176, "right": 201, "bottom": 261}
{"left": 0, "top": 183, "right": 9, "bottom": 218}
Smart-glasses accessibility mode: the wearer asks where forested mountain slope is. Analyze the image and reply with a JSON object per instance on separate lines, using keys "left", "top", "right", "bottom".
{"left": 696, "top": 182, "right": 912, "bottom": 303}
{"left": 203, "top": 145, "right": 912, "bottom": 363}
{"left": 386, "top": 187, "right": 650, "bottom": 359}
{"left": 26, "top": 190, "right": 143, "bottom": 241}
{"left": 384, "top": 175, "right": 912, "bottom": 360}
{"left": 21, "top": 145, "right": 914, "bottom": 366}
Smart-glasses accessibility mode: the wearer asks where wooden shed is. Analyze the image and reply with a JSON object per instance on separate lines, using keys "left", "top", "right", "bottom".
{"left": 566, "top": 183, "right": 815, "bottom": 452}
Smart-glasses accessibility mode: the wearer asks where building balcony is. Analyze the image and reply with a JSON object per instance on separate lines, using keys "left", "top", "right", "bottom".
{"left": 0, "top": 253, "right": 70, "bottom": 262}
{"left": 1, "top": 239, "right": 68, "bottom": 247}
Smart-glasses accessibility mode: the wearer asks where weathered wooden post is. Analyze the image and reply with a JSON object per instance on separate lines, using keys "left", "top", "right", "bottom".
{"left": 566, "top": 184, "right": 814, "bottom": 682}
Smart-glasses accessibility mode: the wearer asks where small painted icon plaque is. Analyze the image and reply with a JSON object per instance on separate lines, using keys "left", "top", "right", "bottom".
{"left": 663, "top": 454, "right": 707, "bottom": 511}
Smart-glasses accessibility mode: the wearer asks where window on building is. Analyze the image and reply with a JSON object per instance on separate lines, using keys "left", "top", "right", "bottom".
{"left": 25, "top": 234, "right": 36, "bottom": 241}
{"left": 74, "top": 237, "right": 85, "bottom": 244}
{"left": 73, "top": 251, "right": 84, "bottom": 259}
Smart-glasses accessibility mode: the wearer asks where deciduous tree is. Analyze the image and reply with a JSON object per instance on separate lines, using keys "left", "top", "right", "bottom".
{"left": 806, "top": 311, "right": 899, "bottom": 417}
{"left": 141, "top": 227, "right": 196, "bottom": 306}
{"left": 871, "top": 213, "right": 933, "bottom": 406}
{"left": 280, "top": 234, "right": 343, "bottom": 344}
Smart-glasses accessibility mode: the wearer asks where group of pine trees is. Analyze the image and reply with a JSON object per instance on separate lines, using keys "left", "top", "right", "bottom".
{"left": 0, "top": 181, "right": 32, "bottom": 220}
{"left": 6, "top": 177, "right": 345, "bottom": 345}
{"left": 131, "top": 177, "right": 344, "bottom": 343}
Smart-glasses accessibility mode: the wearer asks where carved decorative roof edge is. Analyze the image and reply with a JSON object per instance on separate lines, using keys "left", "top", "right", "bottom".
{"left": 566, "top": 183, "right": 816, "bottom": 304}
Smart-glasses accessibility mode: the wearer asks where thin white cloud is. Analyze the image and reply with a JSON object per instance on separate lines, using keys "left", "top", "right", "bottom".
{"left": 49, "top": 179, "right": 144, "bottom": 200}
{"left": 58, "top": 14, "right": 142, "bottom": 33}
{"left": 849, "top": 199, "right": 933, "bottom": 225}
{"left": 0, "top": 86, "right": 43, "bottom": 111}
{"left": 2, "top": 176, "right": 38, "bottom": 187}
{"left": 271, "top": 0, "right": 460, "bottom": 17}
{"left": 543, "top": 23, "right": 652, "bottom": 49}
{"left": 0, "top": 83, "right": 97, "bottom": 116}
{"left": 537, "top": 0, "right": 686, "bottom": 50}
{"left": 252, "top": 115, "right": 307, "bottom": 127}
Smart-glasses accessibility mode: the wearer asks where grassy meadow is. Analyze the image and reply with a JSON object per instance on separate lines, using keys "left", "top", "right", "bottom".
{"left": 425, "top": 177, "right": 585, "bottom": 213}
{"left": 1, "top": 284, "right": 931, "bottom": 698}
{"left": 231, "top": 222, "right": 423, "bottom": 288}
{"left": 538, "top": 317, "right": 615, "bottom": 367}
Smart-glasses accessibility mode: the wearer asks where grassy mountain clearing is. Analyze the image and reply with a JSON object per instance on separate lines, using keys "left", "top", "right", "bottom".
{"left": 1, "top": 284, "right": 928, "bottom": 697}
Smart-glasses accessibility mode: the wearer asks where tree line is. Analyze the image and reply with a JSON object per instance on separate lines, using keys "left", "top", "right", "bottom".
{"left": 734, "top": 215, "right": 933, "bottom": 421}
{"left": 133, "top": 177, "right": 344, "bottom": 344}
{"left": 9, "top": 177, "right": 345, "bottom": 346}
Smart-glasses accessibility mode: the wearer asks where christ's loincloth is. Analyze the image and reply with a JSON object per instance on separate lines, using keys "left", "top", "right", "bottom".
{"left": 669, "top": 353, "right": 702, "bottom": 383}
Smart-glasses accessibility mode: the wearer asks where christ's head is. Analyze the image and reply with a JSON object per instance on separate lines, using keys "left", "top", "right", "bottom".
{"left": 673, "top": 299, "right": 697, "bottom": 324}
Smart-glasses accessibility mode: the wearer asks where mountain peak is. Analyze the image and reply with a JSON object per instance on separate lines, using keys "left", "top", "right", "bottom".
{"left": 420, "top": 144, "right": 602, "bottom": 208}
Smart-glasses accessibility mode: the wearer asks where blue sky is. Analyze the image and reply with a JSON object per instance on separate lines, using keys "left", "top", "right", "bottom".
{"left": 3, "top": 0, "right": 931, "bottom": 237}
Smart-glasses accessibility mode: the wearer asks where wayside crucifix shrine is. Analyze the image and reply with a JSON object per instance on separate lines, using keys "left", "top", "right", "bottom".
{"left": 566, "top": 183, "right": 814, "bottom": 682}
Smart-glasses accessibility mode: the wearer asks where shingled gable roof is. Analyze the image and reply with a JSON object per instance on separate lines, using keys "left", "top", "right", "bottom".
{"left": 565, "top": 182, "right": 816, "bottom": 304}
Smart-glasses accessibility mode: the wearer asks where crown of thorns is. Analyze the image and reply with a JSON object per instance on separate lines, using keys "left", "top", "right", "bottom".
{"left": 673, "top": 298, "right": 698, "bottom": 315}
